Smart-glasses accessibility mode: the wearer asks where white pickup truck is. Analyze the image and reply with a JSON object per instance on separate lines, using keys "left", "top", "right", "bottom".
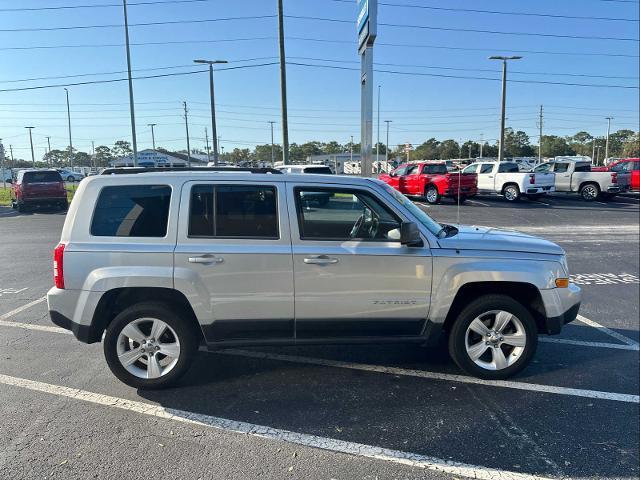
{"left": 533, "top": 159, "right": 630, "bottom": 201}
{"left": 462, "top": 161, "right": 555, "bottom": 201}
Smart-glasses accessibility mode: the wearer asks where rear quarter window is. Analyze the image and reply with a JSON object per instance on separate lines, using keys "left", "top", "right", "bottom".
{"left": 23, "top": 171, "right": 62, "bottom": 183}
{"left": 574, "top": 163, "right": 592, "bottom": 172}
{"left": 91, "top": 185, "right": 171, "bottom": 237}
{"left": 498, "top": 163, "right": 519, "bottom": 173}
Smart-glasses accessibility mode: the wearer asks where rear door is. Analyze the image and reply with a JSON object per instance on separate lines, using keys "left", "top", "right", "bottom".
{"left": 287, "top": 183, "right": 432, "bottom": 340}
{"left": 174, "top": 181, "right": 294, "bottom": 343}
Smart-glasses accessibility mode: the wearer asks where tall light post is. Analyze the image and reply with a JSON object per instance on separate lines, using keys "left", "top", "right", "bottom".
{"left": 123, "top": 0, "right": 138, "bottom": 166}
{"left": 64, "top": 88, "right": 73, "bottom": 168}
{"left": 194, "top": 59, "right": 227, "bottom": 165}
{"left": 269, "top": 121, "right": 276, "bottom": 164}
{"left": 350, "top": 135, "right": 354, "bottom": 164}
{"left": 277, "top": 0, "right": 290, "bottom": 165}
{"left": 148, "top": 123, "right": 157, "bottom": 150}
{"left": 604, "top": 117, "right": 613, "bottom": 164}
{"left": 376, "top": 84, "right": 381, "bottom": 173}
{"left": 25, "top": 127, "right": 35, "bottom": 166}
{"left": 489, "top": 55, "right": 522, "bottom": 162}
{"left": 384, "top": 120, "right": 392, "bottom": 167}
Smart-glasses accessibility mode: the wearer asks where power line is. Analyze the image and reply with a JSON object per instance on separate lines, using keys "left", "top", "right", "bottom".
{"left": 0, "top": 0, "right": 213, "bottom": 12}
{"left": 286, "top": 15, "right": 640, "bottom": 42}
{"left": 328, "top": 0, "right": 638, "bottom": 22}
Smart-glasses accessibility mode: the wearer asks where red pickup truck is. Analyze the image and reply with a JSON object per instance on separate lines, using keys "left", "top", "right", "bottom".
{"left": 593, "top": 158, "right": 639, "bottom": 192}
{"left": 379, "top": 162, "right": 478, "bottom": 204}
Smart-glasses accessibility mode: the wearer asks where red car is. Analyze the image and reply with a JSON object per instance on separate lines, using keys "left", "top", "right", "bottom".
{"left": 11, "top": 169, "right": 68, "bottom": 212}
{"left": 593, "top": 158, "right": 640, "bottom": 192}
{"left": 379, "top": 162, "right": 478, "bottom": 204}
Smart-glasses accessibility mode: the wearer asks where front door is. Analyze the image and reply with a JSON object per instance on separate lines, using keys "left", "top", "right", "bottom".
{"left": 552, "top": 162, "right": 571, "bottom": 191}
{"left": 476, "top": 163, "right": 496, "bottom": 192}
{"left": 174, "top": 181, "right": 294, "bottom": 343}
{"left": 402, "top": 164, "right": 421, "bottom": 195}
{"left": 287, "top": 184, "right": 432, "bottom": 339}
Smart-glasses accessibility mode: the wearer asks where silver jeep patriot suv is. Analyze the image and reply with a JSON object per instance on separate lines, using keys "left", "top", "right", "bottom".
{"left": 47, "top": 168, "right": 581, "bottom": 389}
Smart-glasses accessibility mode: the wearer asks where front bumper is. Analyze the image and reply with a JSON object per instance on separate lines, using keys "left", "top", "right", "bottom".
{"left": 540, "top": 282, "right": 582, "bottom": 335}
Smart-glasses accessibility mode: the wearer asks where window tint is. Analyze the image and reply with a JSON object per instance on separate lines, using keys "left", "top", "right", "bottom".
{"left": 554, "top": 163, "right": 569, "bottom": 173}
{"left": 534, "top": 163, "right": 551, "bottom": 173}
{"left": 479, "top": 164, "right": 494, "bottom": 174}
{"left": 303, "top": 166, "right": 333, "bottom": 174}
{"left": 23, "top": 171, "right": 62, "bottom": 183}
{"left": 498, "top": 163, "right": 519, "bottom": 173}
{"left": 296, "top": 188, "right": 401, "bottom": 241}
{"left": 462, "top": 164, "right": 478, "bottom": 174}
{"left": 574, "top": 163, "right": 591, "bottom": 172}
{"left": 189, "top": 185, "right": 278, "bottom": 238}
{"left": 423, "top": 164, "right": 447, "bottom": 174}
{"left": 91, "top": 185, "right": 171, "bottom": 237}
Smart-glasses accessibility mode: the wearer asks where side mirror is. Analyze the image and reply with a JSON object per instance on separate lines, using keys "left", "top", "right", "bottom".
{"left": 400, "top": 222, "right": 423, "bottom": 247}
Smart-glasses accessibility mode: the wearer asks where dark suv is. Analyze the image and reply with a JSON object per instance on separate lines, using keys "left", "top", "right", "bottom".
{"left": 11, "top": 169, "right": 68, "bottom": 212}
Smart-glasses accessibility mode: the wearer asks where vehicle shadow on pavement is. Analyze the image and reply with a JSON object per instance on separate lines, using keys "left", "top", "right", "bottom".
{"left": 0, "top": 206, "right": 67, "bottom": 217}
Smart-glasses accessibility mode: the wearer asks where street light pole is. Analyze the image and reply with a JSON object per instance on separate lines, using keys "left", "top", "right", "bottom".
{"left": 384, "top": 120, "right": 391, "bottom": 168}
{"left": 122, "top": 0, "right": 138, "bottom": 166}
{"left": 64, "top": 88, "right": 73, "bottom": 168}
{"left": 376, "top": 85, "right": 381, "bottom": 173}
{"left": 277, "top": 0, "right": 290, "bottom": 165}
{"left": 269, "top": 121, "right": 276, "bottom": 164}
{"left": 604, "top": 117, "right": 613, "bottom": 165}
{"left": 148, "top": 123, "right": 157, "bottom": 150}
{"left": 25, "top": 127, "right": 35, "bottom": 166}
{"left": 489, "top": 55, "right": 522, "bottom": 162}
{"left": 194, "top": 59, "right": 227, "bottom": 165}
{"left": 350, "top": 135, "right": 354, "bottom": 164}
{"left": 183, "top": 102, "right": 191, "bottom": 167}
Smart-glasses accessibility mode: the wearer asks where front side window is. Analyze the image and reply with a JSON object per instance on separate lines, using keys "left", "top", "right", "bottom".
{"left": 405, "top": 165, "right": 419, "bottom": 175}
{"left": 534, "top": 163, "right": 551, "bottom": 173}
{"left": 189, "top": 184, "right": 278, "bottom": 239}
{"left": 554, "top": 163, "right": 569, "bottom": 173}
{"left": 462, "top": 164, "right": 478, "bottom": 174}
{"left": 295, "top": 188, "right": 401, "bottom": 242}
{"left": 91, "top": 185, "right": 171, "bottom": 237}
{"left": 479, "top": 164, "right": 494, "bottom": 174}
{"left": 392, "top": 165, "right": 408, "bottom": 176}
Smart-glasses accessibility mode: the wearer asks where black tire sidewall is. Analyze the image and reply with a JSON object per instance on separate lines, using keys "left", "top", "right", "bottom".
{"left": 103, "top": 302, "right": 199, "bottom": 389}
{"left": 448, "top": 294, "right": 538, "bottom": 380}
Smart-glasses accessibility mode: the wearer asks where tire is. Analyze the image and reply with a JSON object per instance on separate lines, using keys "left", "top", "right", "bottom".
{"left": 424, "top": 185, "right": 441, "bottom": 204}
{"left": 11, "top": 200, "right": 16, "bottom": 210}
{"left": 16, "top": 202, "right": 25, "bottom": 213}
{"left": 503, "top": 184, "right": 520, "bottom": 202}
{"left": 580, "top": 183, "right": 600, "bottom": 202}
{"left": 103, "top": 302, "right": 200, "bottom": 389}
{"left": 67, "top": 175, "right": 75, "bottom": 182}
{"left": 448, "top": 294, "right": 538, "bottom": 380}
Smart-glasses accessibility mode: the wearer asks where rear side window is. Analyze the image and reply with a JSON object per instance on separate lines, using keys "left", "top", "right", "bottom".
{"left": 189, "top": 184, "right": 278, "bottom": 239}
{"left": 23, "top": 171, "right": 62, "bottom": 183}
{"left": 91, "top": 185, "right": 171, "bottom": 237}
{"left": 574, "top": 163, "right": 591, "bottom": 172}
{"left": 498, "top": 163, "right": 519, "bottom": 173}
{"left": 423, "top": 164, "right": 447, "bottom": 174}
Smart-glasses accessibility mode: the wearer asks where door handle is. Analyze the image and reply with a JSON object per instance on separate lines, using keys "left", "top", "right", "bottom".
{"left": 487, "top": 175, "right": 494, "bottom": 178}
{"left": 304, "top": 255, "right": 339, "bottom": 265}
{"left": 188, "top": 255, "right": 224, "bottom": 265}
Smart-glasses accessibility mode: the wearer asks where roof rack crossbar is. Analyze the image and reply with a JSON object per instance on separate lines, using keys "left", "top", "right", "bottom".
{"left": 100, "top": 167, "right": 283, "bottom": 175}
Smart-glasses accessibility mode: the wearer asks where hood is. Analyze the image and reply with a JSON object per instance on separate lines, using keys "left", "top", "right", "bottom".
{"left": 437, "top": 225, "right": 564, "bottom": 255}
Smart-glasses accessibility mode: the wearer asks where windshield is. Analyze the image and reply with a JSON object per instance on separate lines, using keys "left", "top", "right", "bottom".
{"left": 379, "top": 183, "right": 442, "bottom": 236}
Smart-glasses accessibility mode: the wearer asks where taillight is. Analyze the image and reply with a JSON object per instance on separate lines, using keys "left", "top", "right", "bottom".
{"left": 53, "top": 243, "right": 65, "bottom": 289}
{"left": 529, "top": 174, "right": 536, "bottom": 184}
{"left": 611, "top": 172, "right": 617, "bottom": 184}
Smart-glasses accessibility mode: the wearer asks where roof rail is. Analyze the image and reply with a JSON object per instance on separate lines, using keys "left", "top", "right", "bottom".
{"left": 100, "top": 166, "right": 283, "bottom": 175}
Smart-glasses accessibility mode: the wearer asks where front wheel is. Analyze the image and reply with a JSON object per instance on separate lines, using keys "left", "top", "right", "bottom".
{"left": 103, "top": 302, "right": 199, "bottom": 389}
{"left": 67, "top": 175, "right": 75, "bottom": 182}
{"left": 424, "top": 185, "right": 441, "bottom": 204}
{"left": 448, "top": 294, "right": 538, "bottom": 380}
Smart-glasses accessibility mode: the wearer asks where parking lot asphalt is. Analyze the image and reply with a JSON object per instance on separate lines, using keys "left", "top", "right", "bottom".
{"left": 0, "top": 192, "right": 638, "bottom": 480}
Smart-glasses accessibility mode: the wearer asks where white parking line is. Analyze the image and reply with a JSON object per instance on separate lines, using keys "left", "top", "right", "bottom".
{"left": 0, "top": 373, "right": 556, "bottom": 480}
{"left": 0, "top": 296, "right": 46, "bottom": 321}
{"left": 576, "top": 315, "right": 639, "bottom": 347}
{"left": 466, "top": 199, "right": 490, "bottom": 207}
{"left": 221, "top": 349, "right": 639, "bottom": 404}
{"left": 539, "top": 337, "right": 638, "bottom": 351}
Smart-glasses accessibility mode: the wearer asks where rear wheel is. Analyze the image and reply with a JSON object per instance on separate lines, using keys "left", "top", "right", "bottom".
{"left": 424, "top": 185, "right": 441, "bottom": 204}
{"left": 448, "top": 294, "right": 538, "bottom": 380}
{"left": 580, "top": 183, "right": 600, "bottom": 201}
{"left": 103, "top": 302, "right": 199, "bottom": 389}
{"left": 503, "top": 184, "right": 520, "bottom": 202}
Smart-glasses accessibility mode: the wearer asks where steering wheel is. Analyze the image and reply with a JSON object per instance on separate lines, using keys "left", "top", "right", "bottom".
{"left": 368, "top": 217, "right": 379, "bottom": 239}
{"left": 349, "top": 214, "right": 365, "bottom": 238}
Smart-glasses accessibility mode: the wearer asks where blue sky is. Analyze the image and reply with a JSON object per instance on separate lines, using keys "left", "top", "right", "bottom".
{"left": 0, "top": 0, "right": 638, "bottom": 159}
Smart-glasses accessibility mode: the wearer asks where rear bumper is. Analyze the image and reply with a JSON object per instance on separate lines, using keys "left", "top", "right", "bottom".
{"left": 47, "top": 287, "right": 102, "bottom": 343}
{"left": 21, "top": 196, "right": 67, "bottom": 204}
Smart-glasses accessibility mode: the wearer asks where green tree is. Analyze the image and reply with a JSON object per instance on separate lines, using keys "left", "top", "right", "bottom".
{"left": 608, "top": 129, "right": 636, "bottom": 158}
{"left": 540, "top": 135, "right": 575, "bottom": 157}
{"left": 569, "top": 131, "right": 594, "bottom": 157}
{"left": 112, "top": 140, "right": 132, "bottom": 157}
{"left": 503, "top": 128, "right": 534, "bottom": 157}
{"left": 438, "top": 139, "right": 460, "bottom": 159}
{"left": 94, "top": 145, "right": 113, "bottom": 167}
{"left": 412, "top": 138, "right": 440, "bottom": 160}
{"left": 43, "top": 149, "right": 67, "bottom": 167}
{"left": 322, "top": 141, "right": 343, "bottom": 154}
{"left": 253, "top": 143, "right": 283, "bottom": 163}
{"left": 74, "top": 151, "right": 92, "bottom": 166}
{"left": 622, "top": 132, "right": 640, "bottom": 157}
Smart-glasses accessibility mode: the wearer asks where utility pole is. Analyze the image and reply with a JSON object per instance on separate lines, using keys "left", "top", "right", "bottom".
{"left": 489, "top": 55, "right": 522, "bottom": 162}
{"left": 204, "top": 127, "right": 211, "bottom": 163}
{"left": 269, "top": 121, "right": 276, "bottom": 164}
{"left": 468, "top": 144, "right": 472, "bottom": 159}
{"left": 596, "top": 145, "right": 602, "bottom": 164}
{"left": 479, "top": 133, "right": 484, "bottom": 159}
{"left": 183, "top": 102, "right": 191, "bottom": 167}
{"left": 64, "top": 88, "right": 74, "bottom": 168}
{"left": 537, "top": 105, "right": 543, "bottom": 165}
{"left": 277, "top": 0, "right": 290, "bottom": 164}
{"left": 46, "top": 136, "right": 52, "bottom": 166}
{"left": 25, "top": 127, "right": 35, "bottom": 166}
{"left": 0, "top": 140, "right": 5, "bottom": 189}
{"left": 350, "top": 135, "right": 354, "bottom": 164}
{"left": 9, "top": 145, "right": 14, "bottom": 167}
{"left": 605, "top": 117, "right": 613, "bottom": 165}
{"left": 123, "top": 0, "right": 138, "bottom": 166}
{"left": 148, "top": 123, "right": 157, "bottom": 150}
{"left": 384, "top": 120, "right": 391, "bottom": 168}
{"left": 91, "top": 141, "right": 95, "bottom": 168}
{"left": 376, "top": 85, "right": 381, "bottom": 173}
{"left": 194, "top": 59, "right": 227, "bottom": 165}
{"left": 592, "top": 138, "right": 597, "bottom": 163}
